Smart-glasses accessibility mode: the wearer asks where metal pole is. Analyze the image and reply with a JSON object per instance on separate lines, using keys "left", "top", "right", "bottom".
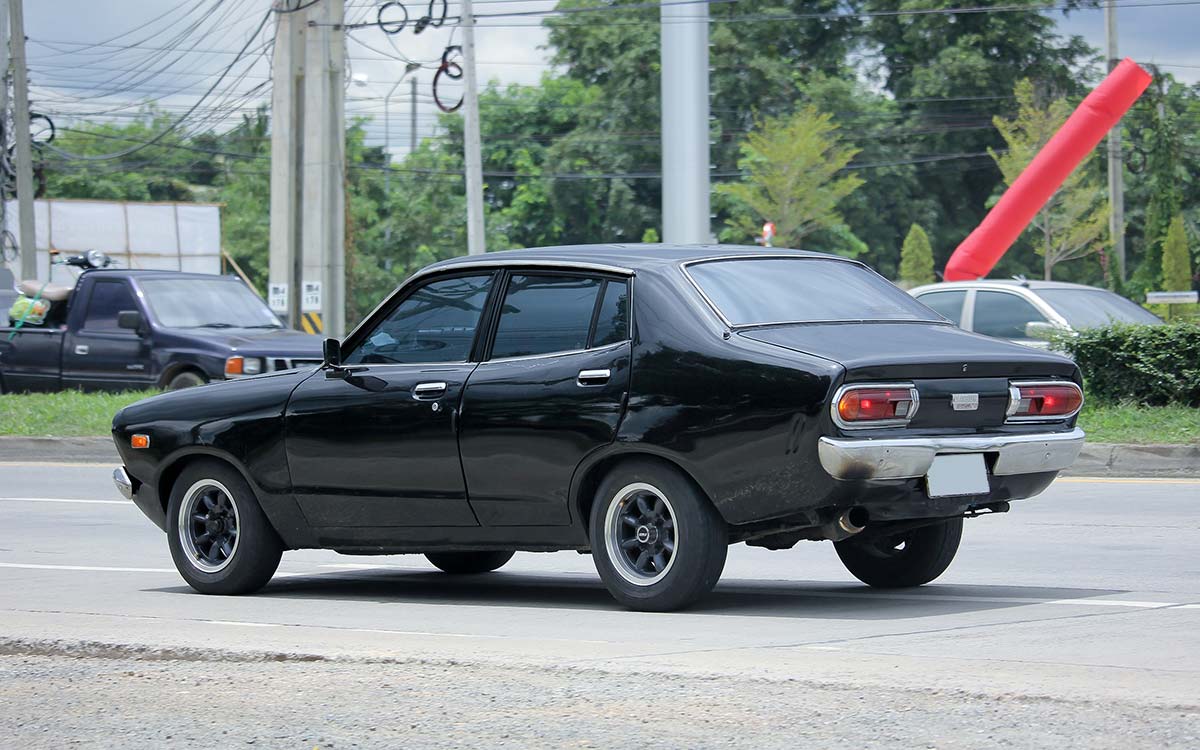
{"left": 1105, "top": 0, "right": 1126, "bottom": 282}
{"left": 409, "top": 75, "right": 418, "bottom": 153}
{"left": 461, "top": 0, "right": 486, "bottom": 255}
{"left": 9, "top": 0, "right": 36, "bottom": 279}
{"left": 0, "top": 0, "right": 9, "bottom": 264}
{"left": 660, "top": 0, "right": 711, "bottom": 244}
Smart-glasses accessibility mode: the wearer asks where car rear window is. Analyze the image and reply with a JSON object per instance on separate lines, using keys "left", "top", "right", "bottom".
{"left": 686, "top": 258, "right": 937, "bottom": 326}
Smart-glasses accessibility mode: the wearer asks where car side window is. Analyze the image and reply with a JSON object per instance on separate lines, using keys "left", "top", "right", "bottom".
{"left": 915, "top": 290, "right": 966, "bottom": 326}
{"left": 343, "top": 274, "right": 493, "bottom": 365}
{"left": 972, "top": 290, "right": 1048, "bottom": 339}
{"left": 83, "top": 281, "right": 138, "bottom": 332}
{"left": 592, "top": 279, "right": 631, "bottom": 347}
{"left": 490, "top": 275, "right": 604, "bottom": 359}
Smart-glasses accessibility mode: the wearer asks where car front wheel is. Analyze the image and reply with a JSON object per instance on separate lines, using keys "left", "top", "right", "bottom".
{"left": 166, "top": 460, "right": 283, "bottom": 595}
{"left": 834, "top": 517, "right": 963, "bottom": 588}
{"left": 590, "top": 460, "right": 727, "bottom": 612}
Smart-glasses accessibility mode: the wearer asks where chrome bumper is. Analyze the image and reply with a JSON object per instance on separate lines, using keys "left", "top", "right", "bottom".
{"left": 113, "top": 467, "right": 134, "bottom": 501}
{"left": 817, "top": 427, "right": 1085, "bottom": 481}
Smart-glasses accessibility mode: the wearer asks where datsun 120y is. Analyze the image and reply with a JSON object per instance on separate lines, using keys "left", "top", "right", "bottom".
{"left": 112, "top": 245, "right": 1085, "bottom": 611}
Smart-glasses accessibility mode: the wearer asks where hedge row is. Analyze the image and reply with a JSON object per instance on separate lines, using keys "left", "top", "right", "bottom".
{"left": 1052, "top": 323, "right": 1200, "bottom": 406}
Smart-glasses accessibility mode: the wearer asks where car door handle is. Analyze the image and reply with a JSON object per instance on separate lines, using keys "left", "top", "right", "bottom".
{"left": 74, "top": 345, "right": 89, "bottom": 355}
{"left": 577, "top": 369, "right": 611, "bottom": 386}
{"left": 413, "top": 381, "right": 447, "bottom": 399}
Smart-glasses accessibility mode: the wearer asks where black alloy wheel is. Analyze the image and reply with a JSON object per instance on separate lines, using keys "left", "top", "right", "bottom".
{"left": 834, "top": 517, "right": 963, "bottom": 588}
{"left": 166, "top": 459, "right": 283, "bottom": 595}
{"left": 590, "top": 459, "right": 727, "bottom": 612}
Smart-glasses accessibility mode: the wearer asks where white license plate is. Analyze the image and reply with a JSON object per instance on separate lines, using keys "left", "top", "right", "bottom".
{"left": 925, "top": 453, "right": 990, "bottom": 498}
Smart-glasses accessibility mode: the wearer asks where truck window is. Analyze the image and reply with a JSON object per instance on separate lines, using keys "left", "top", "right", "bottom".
{"left": 83, "top": 281, "right": 137, "bottom": 332}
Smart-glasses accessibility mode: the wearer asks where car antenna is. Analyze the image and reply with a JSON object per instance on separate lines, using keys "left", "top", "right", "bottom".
{"left": 1011, "top": 274, "right": 1030, "bottom": 287}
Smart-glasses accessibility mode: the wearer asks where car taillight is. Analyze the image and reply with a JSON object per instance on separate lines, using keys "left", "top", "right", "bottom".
{"left": 1006, "top": 382, "right": 1083, "bottom": 421}
{"left": 834, "top": 384, "right": 919, "bottom": 428}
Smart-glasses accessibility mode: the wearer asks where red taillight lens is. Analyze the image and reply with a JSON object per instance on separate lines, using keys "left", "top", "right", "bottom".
{"left": 836, "top": 387, "right": 917, "bottom": 425}
{"left": 1008, "top": 383, "right": 1083, "bottom": 420}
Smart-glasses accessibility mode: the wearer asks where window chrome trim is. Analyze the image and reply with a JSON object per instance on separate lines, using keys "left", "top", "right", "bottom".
{"left": 679, "top": 255, "right": 943, "bottom": 330}
{"left": 830, "top": 382, "right": 921, "bottom": 431}
{"left": 1005, "top": 379, "right": 1084, "bottom": 424}
{"left": 483, "top": 339, "right": 629, "bottom": 365}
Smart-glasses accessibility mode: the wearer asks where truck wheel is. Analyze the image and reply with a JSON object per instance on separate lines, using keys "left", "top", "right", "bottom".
{"left": 590, "top": 459, "right": 727, "bottom": 612}
{"left": 166, "top": 459, "right": 283, "bottom": 595}
{"left": 425, "top": 551, "right": 514, "bottom": 574}
{"left": 835, "top": 517, "right": 963, "bottom": 588}
{"left": 166, "top": 370, "right": 206, "bottom": 390}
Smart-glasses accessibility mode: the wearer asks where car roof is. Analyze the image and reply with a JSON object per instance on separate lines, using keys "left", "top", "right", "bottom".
{"left": 423, "top": 244, "right": 844, "bottom": 275}
{"left": 84, "top": 269, "right": 244, "bottom": 282}
{"left": 910, "top": 279, "right": 1109, "bottom": 294}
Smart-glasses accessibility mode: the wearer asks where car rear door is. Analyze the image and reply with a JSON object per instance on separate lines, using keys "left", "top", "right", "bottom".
{"left": 458, "top": 272, "right": 632, "bottom": 526}
{"left": 283, "top": 273, "right": 495, "bottom": 529}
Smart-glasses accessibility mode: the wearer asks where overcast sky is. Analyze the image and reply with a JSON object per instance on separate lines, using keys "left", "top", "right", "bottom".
{"left": 22, "top": 1, "right": 1200, "bottom": 158}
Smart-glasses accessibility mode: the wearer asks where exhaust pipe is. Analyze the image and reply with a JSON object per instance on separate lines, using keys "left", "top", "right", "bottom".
{"left": 823, "top": 507, "right": 868, "bottom": 542}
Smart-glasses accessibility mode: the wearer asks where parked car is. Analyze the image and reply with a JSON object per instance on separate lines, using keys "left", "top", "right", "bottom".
{"left": 113, "top": 245, "right": 1085, "bottom": 611}
{"left": 1, "top": 268, "right": 323, "bottom": 392}
{"left": 909, "top": 279, "right": 1162, "bottom": 347}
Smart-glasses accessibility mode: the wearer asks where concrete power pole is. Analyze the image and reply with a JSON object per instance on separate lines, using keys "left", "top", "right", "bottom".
{"left": 9, "top": 0, "right": 36, "bottom": 279}
{"left": 460, "top": 0, "right": 486, "bottom": 255}
{"left": 660, "top": 0, "right": 711, "bottom": 245}
{"left": 1105, "top": 0, "right": 1126, "bottom": 282}
{"left": 0, "top": 0, "right": 9, "bottom": 266}
{"left": 410, "top": 75, "right": 417, "bottom": 154}
{"left": 268, "top": 0, "right": 346, "bottom": 337}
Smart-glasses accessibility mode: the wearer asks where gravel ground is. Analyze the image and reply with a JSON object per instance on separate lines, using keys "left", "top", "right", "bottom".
{"left": 1, "top": 645, "right": 1197, "bottom": 749}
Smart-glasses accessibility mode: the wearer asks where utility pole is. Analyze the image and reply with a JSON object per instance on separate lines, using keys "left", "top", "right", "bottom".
{"left": 409, "top": 75, "right": 417, "bottom": 154}
{"left": 1105, "top": 0, "right": 1126, "bottom": 282}
{"left": 460, "top": 0, "right": 486, "bottom": 255}
{"left": 0, "top": 0, "right": 10, "bottom": 268}
{"left": 9, "top": 0, "right": 36, "bottom": 279}
{"left": 268, "top": 0, "right": 346, "bottom": 337}
{"left": 660, "top": 0, "right": 711, "bottom": 244}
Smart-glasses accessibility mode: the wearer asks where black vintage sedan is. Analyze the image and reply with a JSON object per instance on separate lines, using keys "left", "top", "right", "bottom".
{"left": 113, "top": 245, "right": 1085, "bottom": 611}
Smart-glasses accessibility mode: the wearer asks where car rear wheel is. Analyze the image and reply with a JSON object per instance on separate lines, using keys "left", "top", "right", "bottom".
{"left": 590, "top": 460, "right": 727, "bottom": 612}
{"left": 166, "top": 460, "right": 283, "bottom": 595}
{"left": 834, "top": 517, "right": 963, "bottom": 588}
{"left": 166, "top": 370, "right": 206, "bottom": 390}
{"left": 425, "top": 550, "right": 514, "bottom": 574}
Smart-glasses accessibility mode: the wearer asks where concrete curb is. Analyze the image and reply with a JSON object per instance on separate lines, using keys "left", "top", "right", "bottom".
{"left": 0, "top": 436, "right": 1196, "bottom": 477}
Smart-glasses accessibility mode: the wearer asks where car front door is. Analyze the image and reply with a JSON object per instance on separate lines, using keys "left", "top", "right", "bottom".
{"left": 61, "top": 279, "right": 153, "bottom": 391}
{"left": 969, "top": 289, "right": 1051, "bottom": 347}
{"left": 458, "top": 272, "right": 632, "bottom": 526}
{"left": 283, "top": 273, "right": 495, "bottom": 529}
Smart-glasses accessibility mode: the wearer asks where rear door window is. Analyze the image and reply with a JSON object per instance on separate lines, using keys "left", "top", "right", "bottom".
{"left": 915, "top": 290, "right": 967, "bottom": 326}
{"left": 490, "top": 275, "right": 603, "bottom": 359}
{"left": 971, "top": 291, "right": 1048, "bottom": 339}
{"left": 591, "top": 279, "right": 631, "bottom": 347}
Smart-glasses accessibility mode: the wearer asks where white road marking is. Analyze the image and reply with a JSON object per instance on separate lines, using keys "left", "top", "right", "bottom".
{"left": 1057, "top": 477, "right": 1200, "bottom": 485}
{"left": 203, "top": 620, "right": 279, "bottom": 628}
{"left": 0, "top": 562, "right": 176, "bottom": 573}
{"left": 0, "top": 497, "right": 128, "bottom": 505}
{"left": 0, "top": 461, "right": 115, "bottom": 468}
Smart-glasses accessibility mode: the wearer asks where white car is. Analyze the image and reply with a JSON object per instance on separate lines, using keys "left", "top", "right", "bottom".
{"left": 909, "top": 279, "right": 1162, "bottom": 347}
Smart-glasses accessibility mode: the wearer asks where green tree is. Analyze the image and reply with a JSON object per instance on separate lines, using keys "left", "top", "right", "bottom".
{"left": 990, "top": 80, "right": 1109, "bottom": 280}
{"left": 899, "top": 223, "right": 936, "bottom": 286}
{"left": 1162, "top": 215, "right": 1193, "bottom": 292}
{"left": 716, "top": 106, "right": 863, "bottom": 249}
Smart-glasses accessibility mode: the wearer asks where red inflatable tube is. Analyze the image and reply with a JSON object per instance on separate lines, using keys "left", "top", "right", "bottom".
{"left": 943, "top": 58, "right": 1152, "bottom": 281}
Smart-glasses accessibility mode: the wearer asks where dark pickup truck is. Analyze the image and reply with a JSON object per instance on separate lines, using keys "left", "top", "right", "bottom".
{"left": 1, "top": 269, "right": 323, "bottom": 393}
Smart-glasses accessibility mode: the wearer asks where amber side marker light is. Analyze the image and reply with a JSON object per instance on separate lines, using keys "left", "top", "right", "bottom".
{"left": 131, "top": 434, "right": 150, "bottom": 449}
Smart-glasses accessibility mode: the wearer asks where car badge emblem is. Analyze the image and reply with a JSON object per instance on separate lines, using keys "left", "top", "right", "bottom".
{"left": 951, "top": 393, "right": 979, "bottom": 411}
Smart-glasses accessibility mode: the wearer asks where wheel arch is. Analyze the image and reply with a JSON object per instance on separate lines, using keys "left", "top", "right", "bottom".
{"left": 158, "top": 362, "right": 209, "bottom": 389}
{"left": 571, "top": 446, "right": 718, "bottom": 536}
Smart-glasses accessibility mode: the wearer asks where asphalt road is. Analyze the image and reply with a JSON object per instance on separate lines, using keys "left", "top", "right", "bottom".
{"left": 1, "top": 462, "right": 1198, "bottom": 748}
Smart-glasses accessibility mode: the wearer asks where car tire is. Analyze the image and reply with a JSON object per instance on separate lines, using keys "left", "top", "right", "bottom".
{"left": 425, "top": 550, "right": 515, "bottom": 574}
{"left": 166, "top": 370, "right": 206, "bottom": 390}
{"left": 166, "top": 459, "right": 283, "bottom": 595}
{"left": 590, "top": 459, "right": 727, "bottom": 612}
{"left": 834, "top": 517, "right": 963, "bottom": 588}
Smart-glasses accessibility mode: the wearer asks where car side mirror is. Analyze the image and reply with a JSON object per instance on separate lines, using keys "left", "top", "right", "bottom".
{"left": 322, "top": 337, "right": 344, "bottom": 374}
{"left": 117, "top": 310, "right": 144, "bottom": 334}
{"left": 1024, "top": 321, "right": 1058, "bottom": 340}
